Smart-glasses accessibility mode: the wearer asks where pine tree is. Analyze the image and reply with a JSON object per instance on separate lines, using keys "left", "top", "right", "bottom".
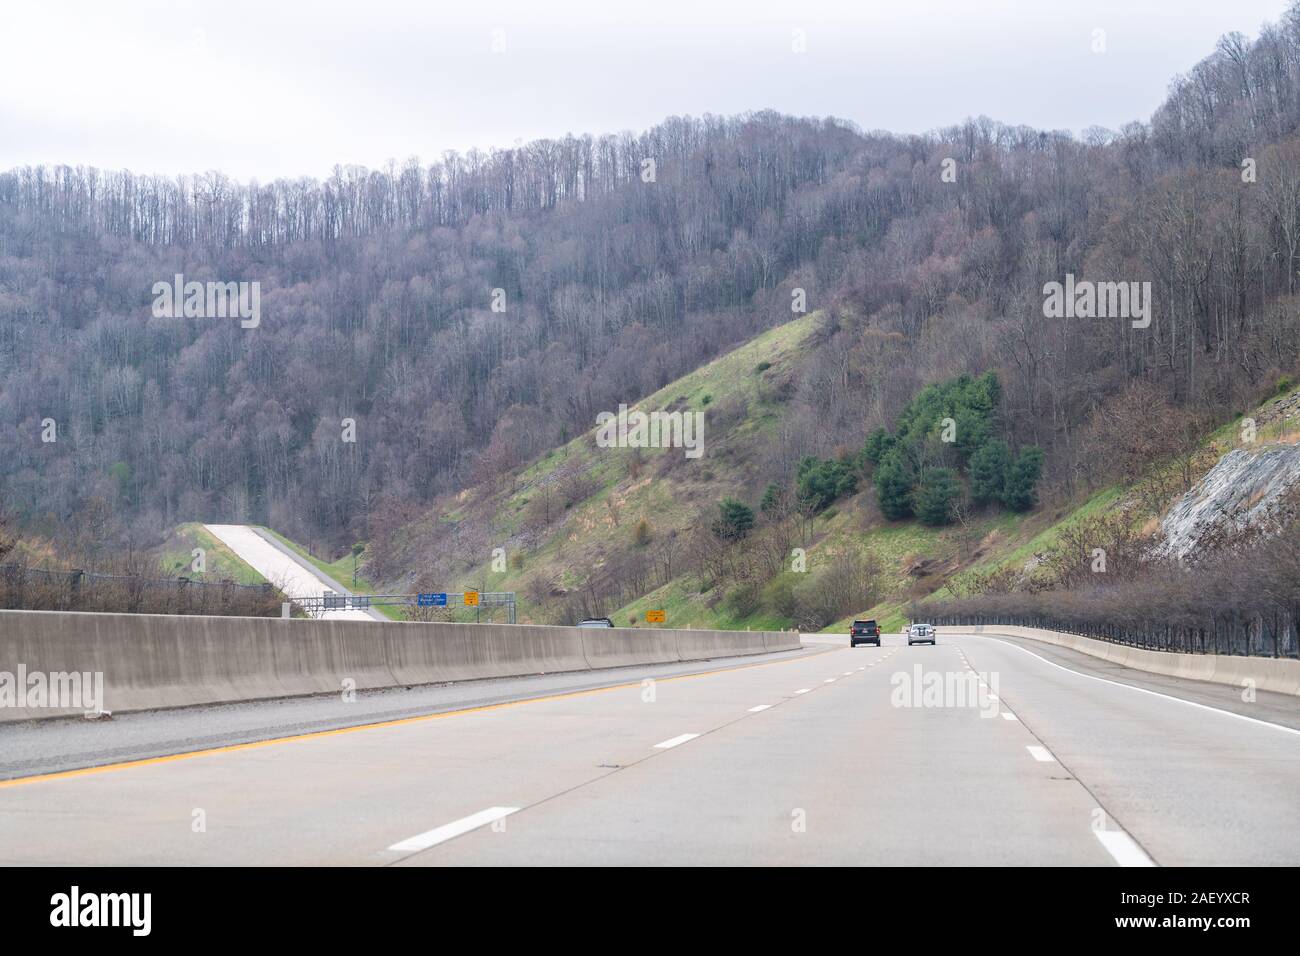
{"left": 914, "top": 468, "right": 960, "bottom": 525}
{"left": 1001, "top": 447, "right": 1045, "bottom": 512}
{"left": 713, "top": 498, "right": 755, "bottom": 539}
{"left": 873, "top": 450, "right": 914, "bottom": 520}
{"left": 969, "top": 439, "right": 1010, "bottom": 505}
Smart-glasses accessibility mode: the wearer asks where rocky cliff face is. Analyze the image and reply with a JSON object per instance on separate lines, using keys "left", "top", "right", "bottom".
{"left": 1155, "top": 442, "right": 1300, "bottom": 561}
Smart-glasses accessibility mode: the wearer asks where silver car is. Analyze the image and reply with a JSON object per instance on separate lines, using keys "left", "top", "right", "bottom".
{"left": 907, "top": 623, "right": 936, "bottom": 645}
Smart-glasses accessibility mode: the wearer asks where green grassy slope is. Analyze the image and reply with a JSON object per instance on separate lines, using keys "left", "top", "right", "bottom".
{"left": 374, "top": 323, "right": 1300, "bottom": 634}
{"left": 157, "top": 522, "right": 268, "bottom": 585}
{"left": 384, "top": 313, "right": 820, "bottom": 625}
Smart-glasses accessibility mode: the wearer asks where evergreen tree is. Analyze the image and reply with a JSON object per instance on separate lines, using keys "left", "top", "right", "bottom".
{"left": 914, "top": 468, "right": 960, "bottom": 525}
{"left": 860, "top": 428, "right": 894, "bottom": 466}
{"left": 969, "top": 439, "right": 1011, "bottom": 505}
{"left": 760, "top": 482, "right": 786, "bottom": 515}
{"left": 797, "top": 456, "right": 859, "bottom": 512}
{"left": 873, "top": 450, "right": 914, "bottom": 520}
{"left": 713, "top": 498, "right": 755, "bottom": 539}
{"left": 1001, "top": 446, "right": 1045, "bottom": 512}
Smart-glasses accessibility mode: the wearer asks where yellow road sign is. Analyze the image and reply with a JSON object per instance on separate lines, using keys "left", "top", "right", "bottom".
{"left": 646, "top": 609, "right": 665, "bottom": 623}
{"left": 464, "top": 591, "right": 480, "bottom": 606}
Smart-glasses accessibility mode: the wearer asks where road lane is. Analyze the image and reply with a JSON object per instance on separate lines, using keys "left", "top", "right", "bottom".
{"left": 1, "top": 632, "right": 1296, "bottom": 865}
{"left": 411, "top": 639, "right": 1113, "bottom": 866}
{"left": 0, "top": 643, "right": 895, "bottom": 864}
{"left": 0, "top": 647, "right": 825, "bottom": 780}
{"left": 956, "top": 630, "right": 1300, "bottom": 731}
{"left": 958, "top": 633, "right": 1300, "bottom": 865}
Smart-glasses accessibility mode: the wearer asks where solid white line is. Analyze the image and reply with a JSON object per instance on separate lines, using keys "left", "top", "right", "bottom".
{"left": 1002, "top": 712, "right": 1018, "bottom": 721}
{"left": 748, "top": 704, "right": 772, "bottom": 713}
{"left": 795, "top": 688, "right": 811, "bottom": 694}
{"left": 1026, "top": 745, "right": 1056, "bottom": 762}
{"left": 1094, "top": 829, "right": 1157, "bottom": 867}
{"left": 387, "top": 806, "right": 519, "bottom": 852}
{"left": 971, "top": 636, "right": 1300, "bottom": 738}
{"left": 654, "top": 733, "right": 700, "bottom": 749}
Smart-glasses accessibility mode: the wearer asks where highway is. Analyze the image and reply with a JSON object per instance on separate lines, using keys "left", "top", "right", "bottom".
{"left": 1, "top": 633, "right": 1298, "bottom": 866}
{"left": 204, "top": 524, "right": 383, "bottom": 621}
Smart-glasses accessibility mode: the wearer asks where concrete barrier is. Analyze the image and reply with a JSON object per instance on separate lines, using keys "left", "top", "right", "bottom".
{"left": 578, "top": 626, "right": 680, "bottom": 670}
{"left": 0, "top": 610, "right": 802, "bottom": 722}
{"left": 937, "top": 624, "right": 1300, "bottom": 696}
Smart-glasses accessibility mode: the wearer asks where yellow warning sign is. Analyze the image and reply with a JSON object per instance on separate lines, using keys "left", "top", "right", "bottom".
{"left": 464, "top": 591, "right": 480, "bottom": 606}
{"left": 646, "top": 609, "right": 666, "bottom": 623}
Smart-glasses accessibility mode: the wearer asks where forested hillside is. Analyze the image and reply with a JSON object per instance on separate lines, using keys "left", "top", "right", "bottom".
{"left": 4, "top": 4, "right": 1300, "bottom": 562}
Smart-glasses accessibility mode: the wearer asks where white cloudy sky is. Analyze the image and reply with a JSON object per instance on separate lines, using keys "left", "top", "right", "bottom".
{"left": 1, "top": 0, "right": 1291, "bottom": 181}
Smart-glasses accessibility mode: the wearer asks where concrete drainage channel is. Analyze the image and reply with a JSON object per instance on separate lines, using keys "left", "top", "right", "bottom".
{"left": 0, "top": 609, "right": 803, "bottom": 722}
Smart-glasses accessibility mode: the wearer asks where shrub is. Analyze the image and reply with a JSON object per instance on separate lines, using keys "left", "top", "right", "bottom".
{"left": 725, "top": 583, "right": 762, "bottom": 618}
{"left": 761, "top": 574, "right": 799, "bottom": 618}
{"left": 633, "top": 517, "right": 652, "bottom": 546}
{"left": 791, "top": 550, "right": 882, "bottom": 630}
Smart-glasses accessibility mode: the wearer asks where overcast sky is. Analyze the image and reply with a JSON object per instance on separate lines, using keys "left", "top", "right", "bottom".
{"left": 1, "top": 0, "right": 1292, "bottom": 181}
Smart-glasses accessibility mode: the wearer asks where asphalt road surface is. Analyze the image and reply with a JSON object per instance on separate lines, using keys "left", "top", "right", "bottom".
{"left": 1, "top": 633, "right": 1297, "bottom": 866}
{"left": 204, "top": 524, "right": 382, "bottom": 621}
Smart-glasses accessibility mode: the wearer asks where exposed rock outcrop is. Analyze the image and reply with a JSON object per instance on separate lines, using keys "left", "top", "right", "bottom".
{"left": 1154, "top": 443, "right": 1300, "bottom": 561}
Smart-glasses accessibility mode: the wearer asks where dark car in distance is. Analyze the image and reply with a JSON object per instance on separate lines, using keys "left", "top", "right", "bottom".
{"left": 850, "top": 619, "right": 881, "bottom": 647}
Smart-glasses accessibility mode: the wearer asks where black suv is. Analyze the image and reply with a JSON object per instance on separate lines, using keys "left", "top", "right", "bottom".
{"left": 850, "top": 619, "right": 881, "bottom": 647}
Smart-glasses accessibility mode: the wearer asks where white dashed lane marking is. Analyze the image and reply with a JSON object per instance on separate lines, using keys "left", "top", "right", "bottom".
{"left": 1094, "top": 829, "right": 1157, "bottom": 867}
{"left": 387, "top": 807, "right": 519, "bottom": 853}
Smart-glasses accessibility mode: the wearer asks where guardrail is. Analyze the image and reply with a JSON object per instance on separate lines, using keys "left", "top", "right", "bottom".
{"left": 289, "top": 591, "right": 517, "bottom": 623}
{"left": 936, "top": 624, "right": 1300, "bottom": 696}
{"left": 927, "top": 612, "right": 1299, "bottom": 659}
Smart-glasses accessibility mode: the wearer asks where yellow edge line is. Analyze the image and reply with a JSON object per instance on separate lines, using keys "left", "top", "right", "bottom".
{"left": 0, "top": 642, "right": 837, "bottom": 790}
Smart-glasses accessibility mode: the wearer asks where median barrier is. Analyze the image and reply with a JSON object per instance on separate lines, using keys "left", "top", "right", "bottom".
{"left": 383, "top": 621, "right": 589, "bottom": 685}
{"left": 0, "top": 609, "right": 802, "bottom": 721}
{"left": 578, "top": 626, "right": 680, "bottom": 669}
{"left": 937, "top": 624, "right": 1300, "bottom": 696}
